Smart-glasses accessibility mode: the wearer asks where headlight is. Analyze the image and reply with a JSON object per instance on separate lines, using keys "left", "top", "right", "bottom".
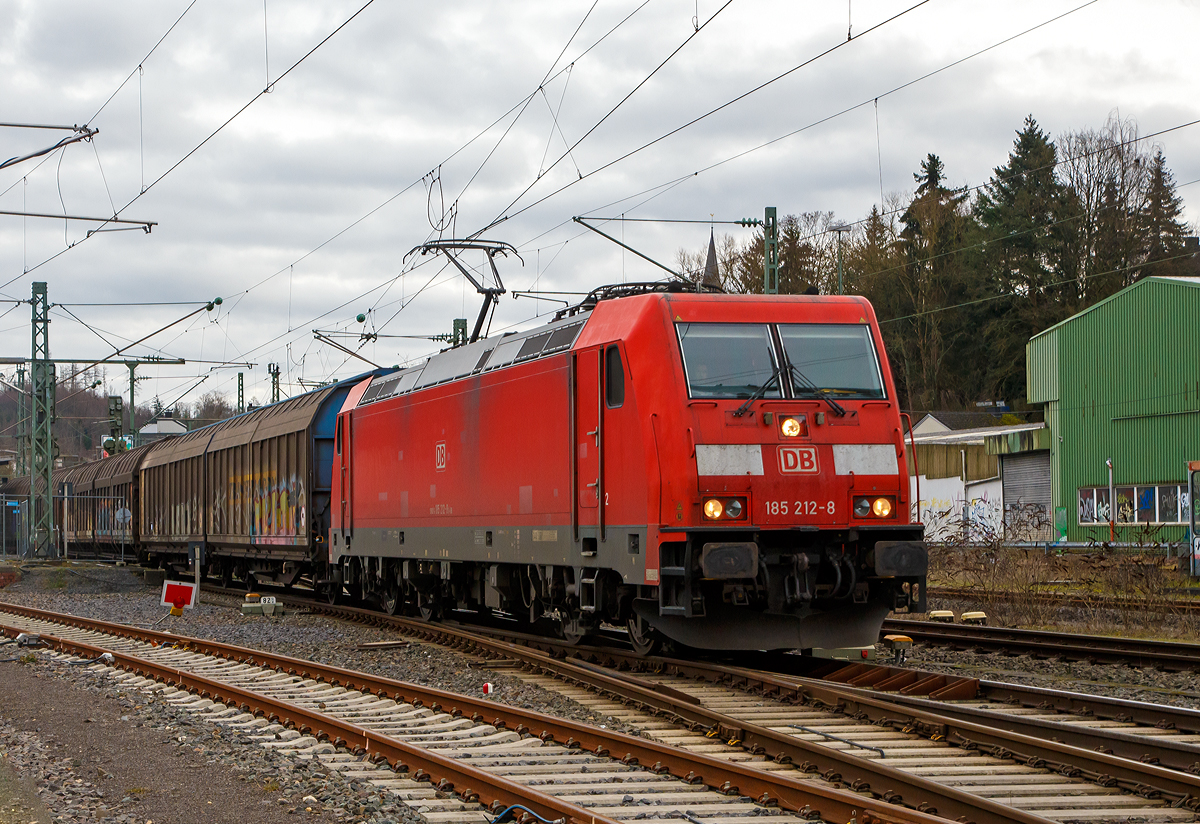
{"left": 853, "top": 496, "right": 896, "bottom": 519}
{"left": 703, "top": 497, "right": 747, "bottom": 520}
{"left": 780, "top": 417, "right": 803, "bottom": 437}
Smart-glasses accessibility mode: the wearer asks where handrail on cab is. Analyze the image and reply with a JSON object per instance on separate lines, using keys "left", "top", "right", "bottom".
{"left": 900, "top": 412, "right": 919, "bottom": 524}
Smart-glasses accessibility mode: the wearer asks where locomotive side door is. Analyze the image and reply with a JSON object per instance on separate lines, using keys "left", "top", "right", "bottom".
{"left": 337, "top": 411, "right": 352, "bottom": 542}
{"left": 573, "top": 348, "right": 602, "bottom": 552}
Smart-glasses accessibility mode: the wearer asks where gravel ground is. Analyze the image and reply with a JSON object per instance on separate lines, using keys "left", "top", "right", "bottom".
{"left": 0, "top": 563, "right": 619, "bottom": 729}
{"left": 0, "top": 657, "right": 361, "bottom": 824}
{"left": 0, "top": 562, "right": 637, "bottom": 824}
{"left": 6, "top": 561, "right": 1200, "bottom": 823}
{"left": 899, "top": 644, "right": 1200, "bottom": 710}
{"left": 902, "top": 594, "right": 1200, "bottom": 711}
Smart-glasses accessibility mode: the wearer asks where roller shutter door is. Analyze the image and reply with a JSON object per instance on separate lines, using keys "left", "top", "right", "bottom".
{"left": 1002, "top": 451, "right": 1052, "bottom": 538}
{"left": 1001, "top": 452, "right": 1051, "bottom": 509}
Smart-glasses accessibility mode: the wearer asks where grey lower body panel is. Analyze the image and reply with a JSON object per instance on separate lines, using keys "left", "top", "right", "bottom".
{"left": 334, "top": 524, "right": 648, "bottom": 584}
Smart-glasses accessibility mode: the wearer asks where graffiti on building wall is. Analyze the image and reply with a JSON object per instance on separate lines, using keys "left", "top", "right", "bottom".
{"left": 918, "top": 488, "right": 1005, "bottom": 543}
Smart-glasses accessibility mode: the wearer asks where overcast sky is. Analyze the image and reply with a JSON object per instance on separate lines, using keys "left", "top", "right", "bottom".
{"left": 2, "top": 0, "right": 1197, "bottom": 411}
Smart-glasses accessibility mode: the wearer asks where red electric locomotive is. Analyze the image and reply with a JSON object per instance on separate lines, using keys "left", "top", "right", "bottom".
{"left": 329, "top": 281, "right": 926, "bottom": 652}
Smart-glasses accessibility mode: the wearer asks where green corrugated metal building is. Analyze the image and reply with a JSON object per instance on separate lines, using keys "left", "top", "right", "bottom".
{"left": 1026, "top": 276, "right": 1200, "bottom": 543}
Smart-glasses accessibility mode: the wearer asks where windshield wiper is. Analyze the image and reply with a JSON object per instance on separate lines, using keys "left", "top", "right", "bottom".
{"left": 787, "top": 363, "right": 847, "bottom": 417}
{"left": 732, "top": 365, "right": 784, "bottom": 417}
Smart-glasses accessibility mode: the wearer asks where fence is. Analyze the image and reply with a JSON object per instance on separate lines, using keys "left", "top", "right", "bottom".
{"left": 0, "top": 495, "right": 28, "bottom": 557}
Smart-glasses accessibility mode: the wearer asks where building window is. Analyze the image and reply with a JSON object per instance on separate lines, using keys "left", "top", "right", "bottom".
{"left": 1078, "top": 488, "right": 1096, "bottom": 523}
{"left": 1158, "top": 485, "right": 1180, "bottom": 523}
{"left": 1077, "top": 484, "right": 1190, "bottom": 525}
{"left": 1115, "top": 486, "right": 1135, "bottom": 523}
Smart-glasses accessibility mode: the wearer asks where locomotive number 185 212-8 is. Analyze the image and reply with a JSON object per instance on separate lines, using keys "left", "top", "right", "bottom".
{"left": 764, "top": 500, "right": 836, "bottom": 516}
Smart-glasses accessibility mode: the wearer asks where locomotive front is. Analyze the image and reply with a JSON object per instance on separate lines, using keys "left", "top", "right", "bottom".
{"left": 634, "top": 293, "right": 926, "bottom": 651}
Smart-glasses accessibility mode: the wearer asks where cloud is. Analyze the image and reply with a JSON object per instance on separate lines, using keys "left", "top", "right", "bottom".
{"left": 1, "top": 0, "right": 1197, "bottom": 409}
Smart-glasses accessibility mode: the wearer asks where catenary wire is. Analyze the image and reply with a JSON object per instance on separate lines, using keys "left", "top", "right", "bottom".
{"left": 223, "top": 2, "right": 653, "bottom": 315}
{"left": 16, "top": 0, "right": 379, "bottom": 279}
{"left": 526, "top": 0, "right": 1163, "bottom": 284}
{"left": 497, "top": 0, "right": 1100, "bottom": 251}
{"left": 879, "top": 247, "right": 1199, "bottom": 327}
{"left": 477, "top": 0, "right": 740, "bottom": 235}
{"left": 476, "top": 0, "right": 931, "bottom": 236}
{"left": 135, "top": 0, "right": 659, "bottom": 380}
{"left": 86, "top": 1, "right": 200, "bottom": 125}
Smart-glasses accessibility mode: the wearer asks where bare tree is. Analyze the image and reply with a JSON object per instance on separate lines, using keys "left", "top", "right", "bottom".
{"left": 1057, "top": 112, "right": 1155, "bottom": 300}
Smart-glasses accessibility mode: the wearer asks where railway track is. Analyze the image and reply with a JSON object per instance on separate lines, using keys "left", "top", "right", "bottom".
{"left": 197, "top": 584, "right": 1200, "bottom": 781}
{"left": 202, "top": 584, "right": 1200, "bottom": 769}
{"left": 21, "top": 588, "right": 1200, "bottom": 824}
{"left": 926, "top": 587, "right": 1200, "bottom": 616}
{"left": 0, "top": 601, "right": 973, "bottom": 824}
{"left": 882, "top": 618, "right": 1200, "bottom": 672}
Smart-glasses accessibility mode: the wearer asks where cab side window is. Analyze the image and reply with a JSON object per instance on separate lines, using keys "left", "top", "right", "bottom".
{"left": 605, "top": 345, "right": 625, "bottom": 408}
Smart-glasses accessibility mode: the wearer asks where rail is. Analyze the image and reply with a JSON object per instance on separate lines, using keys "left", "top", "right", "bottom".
{"left": 0, "top": 601, "right": 970, "bottom": 824}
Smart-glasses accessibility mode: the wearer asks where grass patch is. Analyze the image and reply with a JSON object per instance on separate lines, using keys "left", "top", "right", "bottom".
{"left": 262, "top": 780, "right": 280, "bottom": 793}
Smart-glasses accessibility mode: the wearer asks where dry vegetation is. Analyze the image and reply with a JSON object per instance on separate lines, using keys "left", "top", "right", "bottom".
{"left": 923, "top": 503, "right": 1200, "bottom": 640}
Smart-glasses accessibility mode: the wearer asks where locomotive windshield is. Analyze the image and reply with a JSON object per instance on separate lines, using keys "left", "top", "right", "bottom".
{"left": 779, "top": 324, "right": 885, "bottom": 399}
{"left": 676, "top": 323, "right": 780, "bottom": 399}
{"left": 676, "top": 321, "right": 886, "bottom": 400}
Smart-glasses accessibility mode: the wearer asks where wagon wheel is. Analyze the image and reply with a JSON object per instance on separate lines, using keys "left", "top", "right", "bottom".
{"left": 626, "top": 614, "right": 662, "bottom": 657}
{"left": 324, "top": 581, "right": 342, "bottom": 605}
{"left": 220, "top": 563, "right": 233, "bottom": 590}
{"left": 381, "top": 583, "right": 401, "bottom": 616}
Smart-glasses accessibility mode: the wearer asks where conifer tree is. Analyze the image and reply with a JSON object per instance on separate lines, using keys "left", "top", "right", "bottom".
{"left": 896, "top": 154, "right": 972, "bottom": 410}
{"left": 973, "top": 116, "right": 1071, "bottom": 404}
{"left": 1141, "top": 149, "right": 1188, "bottom": 278}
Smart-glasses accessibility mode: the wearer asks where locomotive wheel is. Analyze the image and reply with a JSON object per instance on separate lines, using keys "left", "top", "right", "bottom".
{"left": 626, "top": 614, "right": 662, "bottom": 656}
{"left": 381, "top": 584, "right": 401, "bottom": 616}
{"left": 416, "top": 592, "right": 441, "bottom": 622}
{"left": 559, "top": 613, "right": 588, "bottom": 645}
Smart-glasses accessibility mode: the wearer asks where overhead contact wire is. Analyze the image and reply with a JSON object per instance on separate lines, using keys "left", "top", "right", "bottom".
{"left": 19, "top": 0, "right": 379, "bottom": 278}
{"left": 478, "top": 0, "right": 739, "bottom": 235}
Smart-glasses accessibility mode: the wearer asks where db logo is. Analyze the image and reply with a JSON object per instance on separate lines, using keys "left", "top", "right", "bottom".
{"left": 778, "top": 446, "right": 818, "bottom": 474}
{"left": 434, "top": 441, "right": 447, "bottom": 472}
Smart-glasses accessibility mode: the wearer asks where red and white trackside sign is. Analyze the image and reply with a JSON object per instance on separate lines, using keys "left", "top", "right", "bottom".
{"left": 160, "top": 580, "right": 198, "bottom": 610}
{"left": 778, "top": 445, "right": 818, "bottom": 474}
